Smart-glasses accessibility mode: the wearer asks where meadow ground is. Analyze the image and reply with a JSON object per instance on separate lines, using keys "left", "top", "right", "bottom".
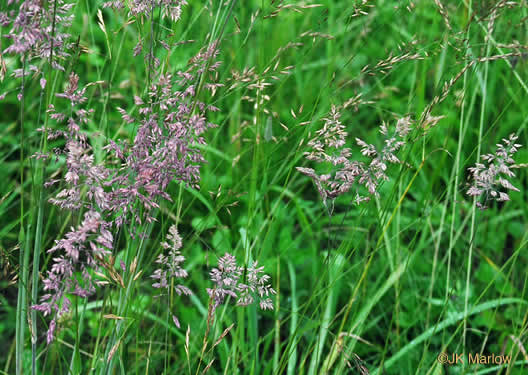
{"left": 1, "top": 0, "right": 527, "bottom": 374}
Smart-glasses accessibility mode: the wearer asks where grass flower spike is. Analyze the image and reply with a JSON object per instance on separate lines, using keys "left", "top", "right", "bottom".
{"left": 207, "top": 253, "right": 276, "bottom": 312}
{"left": 467, "top": 133, "right": 522, "bottom": 209}
{"left": 151, "top": 224, "right": 191, "bottom": 296}
{"left": 298, "top": 105, "right": 412, "bottom": 208}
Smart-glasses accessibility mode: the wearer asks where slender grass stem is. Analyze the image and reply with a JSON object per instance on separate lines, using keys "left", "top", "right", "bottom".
{"left": 16, "top": 54, "right": 28, "bottom": 375}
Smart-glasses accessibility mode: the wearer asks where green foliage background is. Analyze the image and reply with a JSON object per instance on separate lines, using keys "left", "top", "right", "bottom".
{"left": 1, "top": 0, "right": 527, "bottom": 374}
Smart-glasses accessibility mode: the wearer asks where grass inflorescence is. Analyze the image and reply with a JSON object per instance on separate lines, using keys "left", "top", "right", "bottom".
{"left": 1, "top": 1, "right": 527, "bottom": 374}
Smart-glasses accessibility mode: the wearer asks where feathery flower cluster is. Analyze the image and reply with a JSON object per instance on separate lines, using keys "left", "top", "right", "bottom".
{"left": 151, "top": 224, "right": 191, "bottom": 296}
{"left": 32, "top": 73, "right": 115, "bottom": 343}
{"left": 467, "top": 133, "right": 522, "bottom": 209}
{"left": 1, "top": 0, "right": 74, "bottom": 102}
{"left": 207, "top": 253, "right": 276, "bottom": 312}
{"left": 297, "top": 105, "right": 412, "bottom": 207}
{"left": 32, "top": 211, "right": 113, "bottom": 344}
{"left": 42, "top": 45, "right": 221, "bottom": 224}
{"left": 42, "top": 72, "right": 110, "bottom": 211}
{"left": 108, "top": 42, "right": 222, "bottom": 225}
{"left": 103, "top": 0, "right": 187, "bottom": 23}
{"left": 34, "top": 42, "right": 221, "bottom": 342}
{"left": 226, "top": 60, "right": 294, "bottom": 146}
{"left": 1, "top": 0, "right": 73, "bottom": 67}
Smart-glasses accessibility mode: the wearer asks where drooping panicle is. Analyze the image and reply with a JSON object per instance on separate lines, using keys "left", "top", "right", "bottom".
{"left": 467, "top": 133, "right": 522, "bottom": 209}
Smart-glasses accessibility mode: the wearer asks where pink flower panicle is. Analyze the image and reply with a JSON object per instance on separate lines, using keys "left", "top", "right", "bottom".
{"left": 103, "top": 0, "right": 187, "bottom": 23}
{"left": 1, "top": 0, "right": 74, "bottom": 93}
{"left": 467, "top": 133, "right": 522, "bottom": 209}
{"left": 107, "top": 43, "right": 221, "bottom": 225}
{"left": 43, "top": 72, "right": 111, "bottom": 212}
{"left": 34, "top": 42, "right": 222, "bottom": 342}
{"left": 297, "top": 105, "right": 412, "bottom": 207}
{"left": 151, "top": 224, "right": 192, "bottom": 296}
{"left": 32, "top": 210, "right": 113, "bottom": 343}
{"left": 41, "top": 43, "right": 222, "bottom": 226}
{"left": 207, "top": 253, "right": 276, "bottom": 312}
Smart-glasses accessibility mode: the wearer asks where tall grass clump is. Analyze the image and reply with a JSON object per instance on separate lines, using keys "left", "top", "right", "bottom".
{"left": 1, "top": 0, "right": 527, "bottom": 374}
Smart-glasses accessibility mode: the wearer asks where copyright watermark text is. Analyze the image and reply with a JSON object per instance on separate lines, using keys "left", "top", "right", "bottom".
{"left": 437, "top": 352, "right": 511, "bottom": 365}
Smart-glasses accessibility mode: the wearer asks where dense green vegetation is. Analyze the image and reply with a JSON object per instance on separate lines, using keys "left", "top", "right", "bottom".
{"left": 1, "top": 0, "right": 527, "bottom": 374}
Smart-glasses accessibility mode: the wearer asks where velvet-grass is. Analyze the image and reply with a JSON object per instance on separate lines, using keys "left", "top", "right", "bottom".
{"left": 1, "top": 1, "right": 527, "bottom": 374}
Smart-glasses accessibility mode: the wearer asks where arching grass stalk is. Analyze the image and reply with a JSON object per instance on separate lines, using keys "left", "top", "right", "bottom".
{"left": 371, "top": 298, "right": 528, "bottom": 374}
{"left": 332, "top": 158, "right": 425, "bottom": 373}
{"left": 464, "top": 9, "right": 490, "bottom": 364}
{"left": 102, "top": 218, "right": 155, "bottom": 374}
{"left": 16, "top": 54, "right": 29, "bottom": 375}
{"left": 30, "top": 2, "right": 60, "bottom": 372}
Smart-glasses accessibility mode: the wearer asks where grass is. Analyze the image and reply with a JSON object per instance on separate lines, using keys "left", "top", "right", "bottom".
{"left": 1, "top": 0, "right": 527, "bottom": 374}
